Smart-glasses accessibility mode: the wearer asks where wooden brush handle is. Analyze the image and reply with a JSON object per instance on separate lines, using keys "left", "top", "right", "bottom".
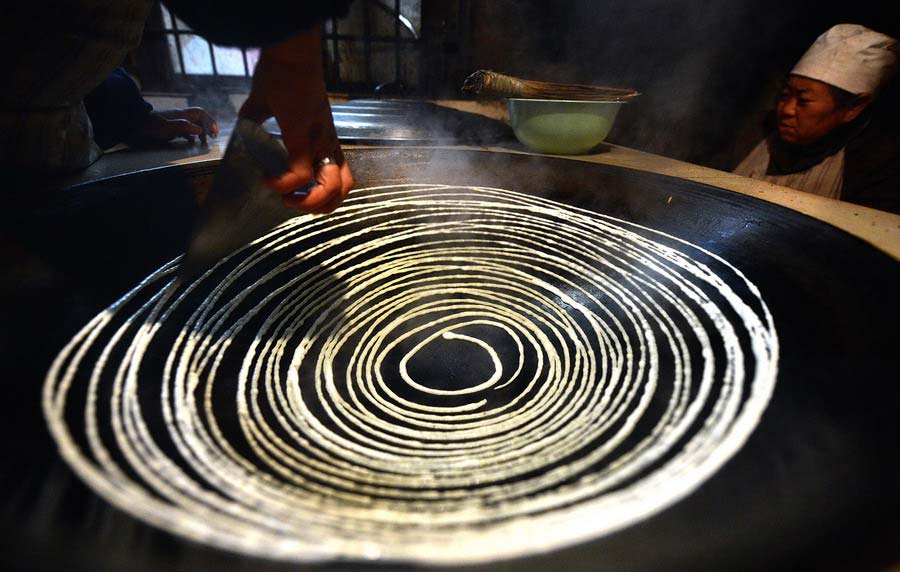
{"left": 462, "top": 70, "right": 640, "bottom": 101}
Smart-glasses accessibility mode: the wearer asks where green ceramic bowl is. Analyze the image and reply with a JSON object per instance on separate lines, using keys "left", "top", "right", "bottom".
{"left": 507, "top": 98, "right": 625, "bottom": 155}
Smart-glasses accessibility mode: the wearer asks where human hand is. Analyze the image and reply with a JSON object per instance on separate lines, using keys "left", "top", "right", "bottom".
{"left": 238, "top": 29, "right": 353, "bottom": 214}
{"left": 132, "top": 107, "right": 219, "bottom": 146}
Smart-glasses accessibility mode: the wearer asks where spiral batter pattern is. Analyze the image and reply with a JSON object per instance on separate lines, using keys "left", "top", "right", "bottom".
{"left": 44, "top": 184, "right": 778, "bottom": 564}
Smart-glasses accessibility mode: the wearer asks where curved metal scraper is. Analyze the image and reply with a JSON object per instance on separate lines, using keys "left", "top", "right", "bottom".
{"left": 179, "top": 119, "right": 309, "bottom": 281}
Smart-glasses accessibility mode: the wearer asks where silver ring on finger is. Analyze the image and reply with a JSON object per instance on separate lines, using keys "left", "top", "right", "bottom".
{"left": 315, "top": 157, "right": 335, "bottom": 169}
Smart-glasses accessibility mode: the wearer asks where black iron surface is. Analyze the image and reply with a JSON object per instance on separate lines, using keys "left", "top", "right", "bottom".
{"left": 265, "top": 99, "right": 515, "bottom": 146}
{"left": 1, "top": 149, "right": 898, "bottom": 572}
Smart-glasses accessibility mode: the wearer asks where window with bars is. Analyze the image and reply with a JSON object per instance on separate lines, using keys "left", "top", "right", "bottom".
{"left": 139, "top": 1, "right": 423, "bottom": 95}
{"left": 323, "top": 0, "right": 422, "bottom": 93}
{"left": 158, "top": 4, "right": 261, "bottom": 79}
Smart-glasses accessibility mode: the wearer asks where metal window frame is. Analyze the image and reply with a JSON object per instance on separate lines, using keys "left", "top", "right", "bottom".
{"left": 322, "top": 0, "right": 422, "bottom": 94}
{"left": 139, "top": 0, "right": 423, "bottom": 96}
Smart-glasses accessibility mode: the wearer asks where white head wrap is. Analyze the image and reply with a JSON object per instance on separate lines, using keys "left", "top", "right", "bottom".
{"left": 791, "top": 24, "right": 898, "bottom": 95}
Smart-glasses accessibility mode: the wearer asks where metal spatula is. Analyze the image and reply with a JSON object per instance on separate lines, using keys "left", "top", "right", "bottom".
{"left": 179, "top": 118, "right": 309, "bottom": 282}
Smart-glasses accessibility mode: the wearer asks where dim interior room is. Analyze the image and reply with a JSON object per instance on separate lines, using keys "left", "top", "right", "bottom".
{"left": 127, "top": 0, "right": 900, "bottom": 170}
{"left": 2, "top": 1, "right": 900, "bottom": 572}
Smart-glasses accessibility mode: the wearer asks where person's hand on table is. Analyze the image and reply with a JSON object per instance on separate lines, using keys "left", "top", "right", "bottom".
{"left": 239, "top": 28, "right": 353, "bottom": 214}
{"left": 131, "top": 107, "right": 219, "bottom": 146}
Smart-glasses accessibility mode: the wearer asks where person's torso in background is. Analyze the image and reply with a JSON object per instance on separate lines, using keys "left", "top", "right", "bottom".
{"left": 734, "top": 139, "right": 844, "bottom": 200}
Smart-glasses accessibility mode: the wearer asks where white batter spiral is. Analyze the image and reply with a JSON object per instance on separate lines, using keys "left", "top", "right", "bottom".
{"left": 44, "top": 184, "right": 778, "bottom": 564}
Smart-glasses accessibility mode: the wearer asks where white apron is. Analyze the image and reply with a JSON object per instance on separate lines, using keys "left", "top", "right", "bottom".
{"left": 734, "top": 139, "right": 845, "bottom": 199}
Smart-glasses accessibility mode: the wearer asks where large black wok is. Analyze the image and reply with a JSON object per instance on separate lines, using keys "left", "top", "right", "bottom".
{"left": 1, "top": 148, "right": 898, "bottom": 572}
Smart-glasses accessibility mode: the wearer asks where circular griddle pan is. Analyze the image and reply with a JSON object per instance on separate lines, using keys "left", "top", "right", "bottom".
{"left": 1, "top": 148, "right": 898, "bottom": 572}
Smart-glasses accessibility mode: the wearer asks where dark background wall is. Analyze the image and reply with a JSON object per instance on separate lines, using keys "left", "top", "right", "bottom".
{"left": 430, "top": 0, "right": 898, "bottom": 170}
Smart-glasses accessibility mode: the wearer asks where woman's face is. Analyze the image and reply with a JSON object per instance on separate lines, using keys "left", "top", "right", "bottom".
{"left": 776, "top": 75, "right": 859, "bottom": 145}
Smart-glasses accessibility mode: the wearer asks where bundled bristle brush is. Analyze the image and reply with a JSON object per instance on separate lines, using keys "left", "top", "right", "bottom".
{"left": 462, "top": 70, "right": 640, "bottom": 102}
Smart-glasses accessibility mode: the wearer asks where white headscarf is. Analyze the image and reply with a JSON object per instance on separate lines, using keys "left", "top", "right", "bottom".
{"left": 791, "top": 24, "right": 898, "bottom": 95}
